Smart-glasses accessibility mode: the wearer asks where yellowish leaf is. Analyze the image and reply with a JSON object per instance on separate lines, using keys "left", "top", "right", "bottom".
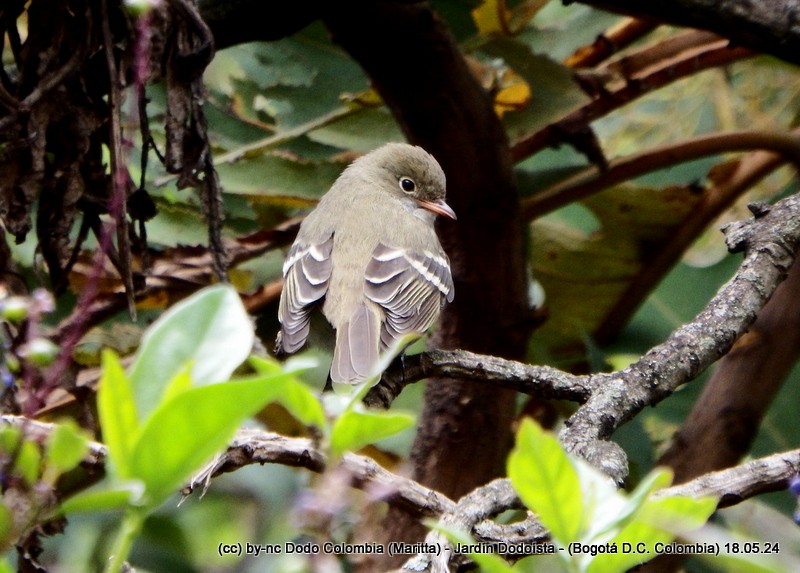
{"left": 471, "top": 0, "right": 511, "bottom": 37}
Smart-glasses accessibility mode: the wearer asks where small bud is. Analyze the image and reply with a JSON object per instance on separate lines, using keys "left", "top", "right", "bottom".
{"left": 1, "top": 369, "right": 13, "bottom": 388}
{"left": 1, "top": 297, "right": 29, "bottom": 323}
{"left": 19, "top": 338, "right": 60, "bottom": 368}
{"left": 31, "top": 289, "right": 55, "bottom": 314}
{"left": 789, "top": 475, "right": 800, "bottom": 497}
{"left": 124, "top": 0, "right": 161, "bottom": 16}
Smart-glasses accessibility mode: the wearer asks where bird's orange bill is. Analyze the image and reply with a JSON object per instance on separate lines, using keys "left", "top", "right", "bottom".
{"left": 417, "top": 198, "right": 457, "bottom": 220}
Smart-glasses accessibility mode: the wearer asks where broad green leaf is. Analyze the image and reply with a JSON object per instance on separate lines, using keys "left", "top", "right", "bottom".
{"left": 250, "top": 355, "right": 326, "bottom": 429}
{"left": 586, "top": 519, "right": 672, "bottom": 573}
{"left": 129, "top": 373, "right": 293, "bottom": 505}
{"left": 43, "top": 419, "right": 90, "bottom": 480}
{"left": 609, "top": 468, "right": 674, "bottom": 531}
{"left": 308, "top": 107, "right": 404, "bottom": 152}
{"left": 97, "top": 349, "right": 138, "bottom": 479}
{"left": 214, "top": 153, "right": 343, "bottom": 199}
{"left": 271, "top": 378, "right": 326, "bottom": 430}
{"left": 160, "top": 364, "right": 194, "bottom": 404}
{"left": 0, "top": 559, "right": 11, "bottom": 573}
{"left": 529, "top": 219, "right": 640, "bottom": 353}
{"left": 128, "top": 285, "right": 254, "bottom": 418}
{"left": 207, "top": 29, "right": 369, "bottom": 130}
{"left": 330, "top": 409, "right": 415, "bottom": 458}
{"left": 588, "top": 491, "right": 716, "bottom": 572}
{"left": 571, "top": 456, "right": 627, "bottom": 541}
{"left": 507, "top": 418, "right": 583, "bottom": 544}
{"left": 639, "top": 495, "right": 718, "bottom": 533}
{"left": 60, "top": 483, "right": 143, "bottom": 515}
{"left": 433, "top": 521, "right": 515, "bottom": 573}
{"left": 528, "top": 181, "right": 706, "bottom": 362}
{"left": 481, "top": 39, "right": 590, "bottom": 140}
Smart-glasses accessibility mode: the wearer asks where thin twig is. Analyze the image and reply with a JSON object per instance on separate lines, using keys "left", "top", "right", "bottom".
{"left": 522, "top": 130, "right": 800, "bottom": 219}
{"left": 100, "top": 0, "right": 136, "bottom": 319}
{"left": 565, "top": 17, "right": 659, "bottom": 68}
{"left": 511, "top": 44, "right": 754, "bottom": 162}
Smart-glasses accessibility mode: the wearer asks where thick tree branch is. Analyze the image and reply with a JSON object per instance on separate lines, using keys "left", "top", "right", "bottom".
{"left": 399, "top": 447, "right": 800, "bottom": 572}
{"left": 656, "top": 448, "right": 800, "bottom": 506}
{"left": 369, "top": 191, "right": 800, "bottom": 483}
{"left": 365, "top": 349, "right": 592, "bottom": 408}
{"left": 562, "top": 191, "right": 800, "bottom": 481}
{"left": 186, "top": 429, "right": 456, "bottom": 519}
{"left": 4, "top": 418, "right": 798, "bottom": 572}
{"left": 576, "top": 0, "right": 800, "bottom": 68}
{"left": 657, "top": 257, "right": 800, "bottom": 482}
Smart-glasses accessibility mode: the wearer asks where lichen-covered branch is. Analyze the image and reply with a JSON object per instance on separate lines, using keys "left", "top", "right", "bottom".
{"left": 561, "top": 192, "right": 800, "bottom": 481}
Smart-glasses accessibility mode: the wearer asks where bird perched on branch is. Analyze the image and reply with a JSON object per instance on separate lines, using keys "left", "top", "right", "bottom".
{"left": 275, "top": 142, "right": 456, "bottom": 385}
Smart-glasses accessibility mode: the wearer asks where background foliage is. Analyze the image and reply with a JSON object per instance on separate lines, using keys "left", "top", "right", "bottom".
{"left": 3, "top": 0, "right": 800, "bottom": 571}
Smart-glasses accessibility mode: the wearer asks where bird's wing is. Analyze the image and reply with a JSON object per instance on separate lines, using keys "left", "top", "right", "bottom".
{"left": 276, "top": 234, "right": 334, "bottom": 354}
{"left": 364, "top": 242, "right": 453, "bottom": 349}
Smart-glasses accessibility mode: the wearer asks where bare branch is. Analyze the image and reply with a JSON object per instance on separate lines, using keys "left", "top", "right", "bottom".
{"left": 185, "top": 428, "right": 456, "bottom": 520}
{"left": 522, "top": 130, "right": 800, "bottom": 219}
{"left": 365, "top": 349, "right": 592, "bottom": 408}
{"left": 657, "top": 448, "right": 800, "bottom": 506}
{"left": 562, "top": 191, "right": 800, "bottom": 481}
{"left": 576, "top": 0, "right": 800, "bottom": 67}
{"left": 565, "top": 17, "right": 658, "bottom": 68}
{"left": 510, "top": 42, "right": 753, "bottom": 163}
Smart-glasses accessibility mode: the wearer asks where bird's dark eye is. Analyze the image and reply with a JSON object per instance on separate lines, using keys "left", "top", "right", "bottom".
{"left": 399, "top": 177, "right": 416, "bottom": 193}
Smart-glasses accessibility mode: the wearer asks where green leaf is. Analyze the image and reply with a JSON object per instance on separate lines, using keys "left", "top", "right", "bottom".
{"left": 97, "top": 349, "right": 138, "bottom": 479}
{"left": 482, "top": 39, "right": 590, "bottom": 140}
{"left": 586, "top": 519, "right": 671, "bottom": 573}
{"left": 224, "top": 31, "right": 370, "bottom": 129}
{"left": 330, "top": 409, "right": 415, "bottom": 458}
{"left": 160, "top": 363, "right": 194, "bottom": 404}
{"left": 308, "top": 107, "right": 405, "bottom": 152}
{"left": 213, "top": 153, "right": 343, "bottom": 199}
{"left": 129, "top": 373, "right": 293, "bottom": 506}
{"left": 587, "top": 494, "right": 717, "bottom": 573}
{"left": 128, "top": 285, "right": 254, "bottom": 419}
{"left": 507, "top": 418, "right": 583, "bottom": 544}
{"left": 0, "top": 502, "right": 12, "bottom": 545}
{"left": 639, "top": 495, "right": 718, "bottom": 533}
{"left": 60, "top": 483, "right": 143, "bottom": 515}
{"left": 602, "top": 468, "right": 673, "bottom": 534}
{"left": 571, "top": 456, "right": 627, "bottom": 541}
{"left": 15, "top": 440, "right": 41, "bottom": 486}
{"left": 433, "top": 521, "right": 515, "bottom": 573}
{"left": 43, "top": 419, "right": 90, "bottom": 481}
{"left": 0, "top": 428, "right": 20, "bottom": 453}
{"left": 250, "top": 355, "right": 326, "bottom": 429}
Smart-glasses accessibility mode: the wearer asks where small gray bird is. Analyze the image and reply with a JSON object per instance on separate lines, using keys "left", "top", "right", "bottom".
{"left": 276, "top": 143, "right": 456, "bottom": 384}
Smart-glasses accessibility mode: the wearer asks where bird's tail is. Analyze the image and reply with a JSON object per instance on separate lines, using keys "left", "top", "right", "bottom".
{"left": 330, "top": 304, "right": 380, "bottom": 384}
